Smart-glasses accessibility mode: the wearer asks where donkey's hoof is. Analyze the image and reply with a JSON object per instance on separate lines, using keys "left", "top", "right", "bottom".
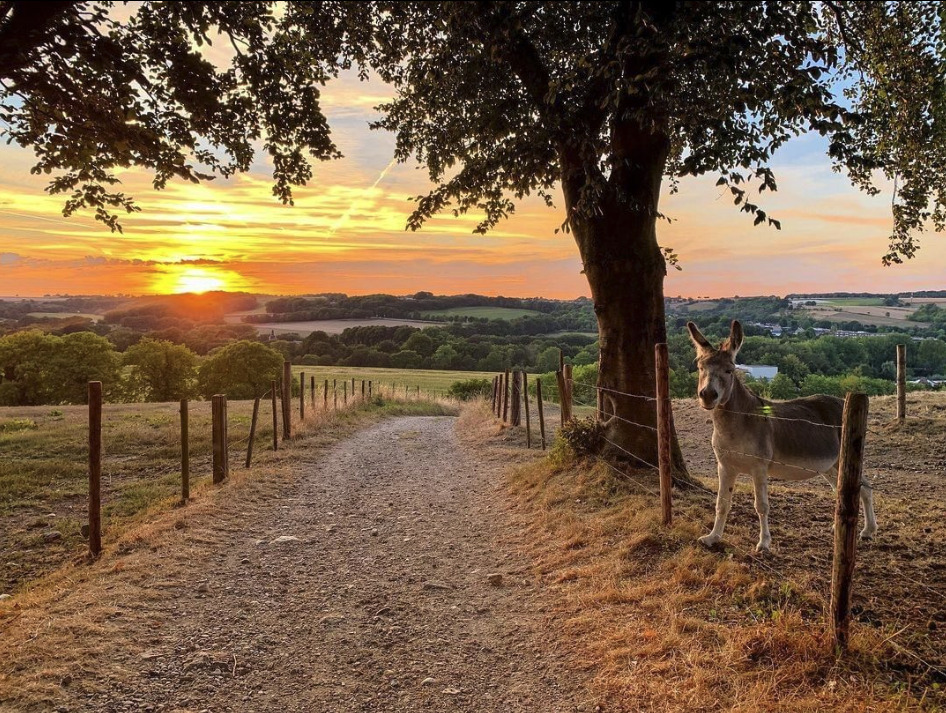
{"left": 698, "top": 534, "right": 720, "bottom": 549}
{"left": 859, "top": 529, "right": 876, "bottom": 541}
{"left": 755, "top": 540, "right": 771, "bottom": 553}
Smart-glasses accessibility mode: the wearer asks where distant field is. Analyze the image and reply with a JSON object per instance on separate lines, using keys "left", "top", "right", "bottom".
{"left": 822, "top": 297, "right": 887, "bottom": 306}
{"left": 667, "top": 300, "right": 719, "bottom": 313}
{"left": 803, "top": 303, "right": 929, "bottom": 328}
{"left": 26, "top": 312, "right": 103, "bottom": 322}
{"left": 291, "top": 365, "right": 489, "bottom": 395}
{"left": 423, "top": 306, "right": 540, "bottom": 319}
{"left": 235, "top": 318, "right": 438, "bottom": 337}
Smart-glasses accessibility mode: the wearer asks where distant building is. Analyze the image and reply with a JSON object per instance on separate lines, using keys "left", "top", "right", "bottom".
{"left": 736, "top": 364, "right": 779, "bottom": 380}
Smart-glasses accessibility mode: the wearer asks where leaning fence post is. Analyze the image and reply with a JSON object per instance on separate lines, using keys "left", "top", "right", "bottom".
{"left": 180, "top": 397, "right": 189, "bottom": 502}
{"left": 271, "top": 380, "right": 278, "bottom": 451}
{"left": 523, "top": 372, "right": 532, "bottom": 448}
{"left": 511, "top": 370, "right": 522, "bottom": 426}
{"left": 281, "top": 361, "right": 292, "bottom": 439}
{"left": 300, "top": 372, "right": 306, "bottom": 421}
{"left": 88, "top": 381, "right": 102, "bottom": 558}
{"left": 491, "top": 375, "right": 498, "bottom": 415}
{"left": 896, "top": 344, "right": 906, "bottom": 423}
{"left": 655, "top": 343, "right": 673, "bottom": 526}
{"left": 502, "top": 369, "right": 510, "bottom": 422}
{"left": 212, "top": 394, "right": 229, "bottom": 484}
{"left": 536, "top": 378, "right": 547, "bottom": 450}
{"left": 246, "top": 395, "right": 261, "bottom": 468}
{"left": 830, "top": 392, "right": 870, "bottom": 651}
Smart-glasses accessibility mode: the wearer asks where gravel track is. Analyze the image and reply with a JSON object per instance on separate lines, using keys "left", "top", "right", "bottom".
{"left": 4, "top": 416, "right": 586, "bottom": 712}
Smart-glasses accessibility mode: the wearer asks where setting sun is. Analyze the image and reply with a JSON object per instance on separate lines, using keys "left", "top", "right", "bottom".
{"left": 151, "top": 265, "right": 252, "bottom": 295}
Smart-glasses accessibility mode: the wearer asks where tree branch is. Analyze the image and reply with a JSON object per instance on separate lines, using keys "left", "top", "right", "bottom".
{"left": 0, "top": 1, "right": 75, "bottom": 80}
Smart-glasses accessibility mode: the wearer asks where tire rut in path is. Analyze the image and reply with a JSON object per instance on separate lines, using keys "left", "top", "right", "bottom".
{"left": 89, "top": 416, "right": 585, "bottom": 712}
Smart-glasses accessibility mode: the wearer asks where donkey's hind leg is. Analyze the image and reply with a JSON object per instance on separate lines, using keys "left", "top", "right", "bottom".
{"left": 860, "top": 479, "right": 877, "bottom": 540}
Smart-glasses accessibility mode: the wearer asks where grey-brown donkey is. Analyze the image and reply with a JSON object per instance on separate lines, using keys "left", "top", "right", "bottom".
{"left": 687, "top": 320, "right": 877, "bottom": 551}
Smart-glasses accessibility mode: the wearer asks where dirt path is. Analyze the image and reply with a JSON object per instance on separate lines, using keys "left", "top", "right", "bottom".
{"left": 2, "top": 416, "right": 588, "bottom": 712}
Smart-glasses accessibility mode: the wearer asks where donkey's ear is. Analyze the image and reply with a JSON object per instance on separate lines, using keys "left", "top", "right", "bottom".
{"left": 686, "top": 322, "right": 713, "bottom": 352}
{"left": 722, "top": 320, "right": 744, "bottom": 356}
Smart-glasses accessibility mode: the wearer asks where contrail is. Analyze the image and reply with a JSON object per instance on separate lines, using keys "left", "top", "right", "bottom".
{"left": 327, "top": 156, "right": 398, "bottom": 236}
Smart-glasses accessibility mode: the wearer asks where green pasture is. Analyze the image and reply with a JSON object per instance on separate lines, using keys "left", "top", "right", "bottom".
{"left": 422, "top": 306, "right": 541, "bottom": 320}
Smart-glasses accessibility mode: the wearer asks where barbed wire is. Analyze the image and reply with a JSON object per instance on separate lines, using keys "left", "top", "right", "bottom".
{"left": 600, "top": 435, "right": 659, "bottom": 471}
{"left": 566, "top": 379, "right": 658, "bottom": 403}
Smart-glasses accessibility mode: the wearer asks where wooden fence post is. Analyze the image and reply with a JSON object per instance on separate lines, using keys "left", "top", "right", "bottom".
{"left": 511, "top": 370, "right": 522, "bottom": 426}
{"left": 491, "top": 375, "right": 498, "bottom": 415}
{"left": 311, "top": 376, "right": 316, "bottom": 407}
{"left": 362, "top": 380, "right": 366, "bottom": 400}
{"left": 271, "top": 380, "right": 278, "bottom": 451}
{"left": 281, "top": 361, "right": 292, "bottom": 439}
{"left": 502, "top": 369, "right": 510, "bottom": 422}
{"left": 352, "top": 378, "right": 356, "bottom": 400}
{"left": 212, "top": 394, "right": 229, "bottom": 484}
{"left": 180, "top": 398, "right": 189, "bottom": 502}
{"left": 343, "top": 380, "right": 348, "bottom": 405}
{"left": 333, "top": 379, "right": 338, "bottom": 409}
{"left": 896, "top": 344, "right": 906, "bottom": 423}
{"left": 88, "top": 381, "right": 102, "bottom": 557}
{"left": 830, "top": 392, "right": 870, "bottom": 651}
{"left": 563, "top": 364, "right": 573, "bottom": 422}
{"left": 324, "top": 379, "right": 329, "bottom": 409}
{"left": 300, "top": 372, "right": 306, "bottom": 421}
{"left": 655, "top": 343, "right": 673, "bottom": 526}
{"left": 536, "top": 378, "right": 547, "bottom": 450}
{"left": 523, "top": 372, "right": 532, "bottom": 448}
{"left": 246, "top": 395, "right": 261, "bottom": 468}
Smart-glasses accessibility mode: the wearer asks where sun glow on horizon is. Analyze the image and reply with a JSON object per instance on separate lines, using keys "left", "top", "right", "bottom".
{"left": 152, "top": 265, "right": 252, "bottom": 295}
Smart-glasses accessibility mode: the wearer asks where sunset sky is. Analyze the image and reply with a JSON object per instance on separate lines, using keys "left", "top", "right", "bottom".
{"left": 1, "top": 70, "right": 944, "bottom": 300}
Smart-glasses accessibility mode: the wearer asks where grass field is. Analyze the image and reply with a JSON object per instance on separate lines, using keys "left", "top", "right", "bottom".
{"left": 422, "top": 306, "right": 540, "bottom": 319}
{"left": 0, "top": 394, "right": 454, "bottom": 594}
{"left": 822, "top": 297, "right": 887, "bottom": 306}
{"left": 236, "top": 317, "right": 437, "bottom": 337}
{"left": 291, "top": 365, "right": 490, "bottom": 395}
{"left": 26, "top": 312, "right": 103, "bottom": 322}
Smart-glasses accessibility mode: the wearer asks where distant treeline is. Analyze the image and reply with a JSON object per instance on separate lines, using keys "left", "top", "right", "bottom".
{"left": 245, "top": 292, "right": 598, "bottom": 334}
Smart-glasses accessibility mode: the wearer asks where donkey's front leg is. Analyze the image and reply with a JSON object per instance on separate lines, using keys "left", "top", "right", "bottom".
{"left": 699, "top": 462, "right": 737, "bottom": 548}
{"left": 751, "top": 468, "right": 771, "bottom": 551}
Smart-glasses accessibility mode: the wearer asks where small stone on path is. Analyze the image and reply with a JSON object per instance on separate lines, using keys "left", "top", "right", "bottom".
{"left": 270, "top": 535, "right": 300, "bottom": 545}
{"left": 421, "top": 677, "right": 437, "bottom": 686}
{"left": 487, "top": 573, "right": 503, "bottom": 586}
{"left": 422, "top": 580, "right": 452, "bottom": 591}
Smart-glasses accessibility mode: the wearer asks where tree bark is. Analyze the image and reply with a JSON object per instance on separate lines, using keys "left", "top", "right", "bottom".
{"left": 559, "top": 140, "right": 691, "bottom": 482}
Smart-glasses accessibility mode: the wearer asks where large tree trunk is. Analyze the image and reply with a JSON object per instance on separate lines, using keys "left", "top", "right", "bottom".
{"left": 559, "top": 139, "right": 692, "bottom": 482}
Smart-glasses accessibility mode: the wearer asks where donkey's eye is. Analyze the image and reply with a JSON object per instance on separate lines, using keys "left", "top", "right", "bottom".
{"left": 725, "top": 369, "right": 733, "bottom": 375}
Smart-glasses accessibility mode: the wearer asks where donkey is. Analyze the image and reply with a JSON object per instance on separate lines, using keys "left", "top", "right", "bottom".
{"left": 687, "top": 320, "right": 877, "bottom": 551}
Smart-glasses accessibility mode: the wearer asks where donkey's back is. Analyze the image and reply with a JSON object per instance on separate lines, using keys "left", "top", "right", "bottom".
{"left": 764, "top": 394, "right": 843, "bottom": 481}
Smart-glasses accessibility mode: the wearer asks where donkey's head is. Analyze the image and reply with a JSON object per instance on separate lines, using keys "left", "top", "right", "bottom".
{"left": 686, "top": 320, "right": 744, "bottom": 410}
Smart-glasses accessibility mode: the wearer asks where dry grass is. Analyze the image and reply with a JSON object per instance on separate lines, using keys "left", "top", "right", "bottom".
{"left": 459, "top": 401, "right": 943, "bottom": 712}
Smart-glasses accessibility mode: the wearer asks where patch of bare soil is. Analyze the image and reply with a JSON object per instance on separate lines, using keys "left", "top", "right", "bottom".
{"left": 0, "top": 417, "right": 590, "bottom": 712}
{"left": 674, "top": 393, "right": 946, "bottom": 676}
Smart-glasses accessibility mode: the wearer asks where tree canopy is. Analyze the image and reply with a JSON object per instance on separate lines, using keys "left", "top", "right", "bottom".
{"left": 4, "top": 2, "right": 944, "bottom": 259}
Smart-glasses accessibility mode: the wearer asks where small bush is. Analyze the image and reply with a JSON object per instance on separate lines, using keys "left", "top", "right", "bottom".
{"left": 447, "top": 378, "right": 493, "bottom": 401}
{"left": 0, "top": 418, "right": 38, "bottom": 433}
{"left": 558, "top": 416, "right": 603, "bottom": 459}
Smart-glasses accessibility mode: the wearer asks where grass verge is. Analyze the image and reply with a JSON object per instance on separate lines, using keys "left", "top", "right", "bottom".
{"left": 458, "top": 401, "right": 943, "bottom": 711}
